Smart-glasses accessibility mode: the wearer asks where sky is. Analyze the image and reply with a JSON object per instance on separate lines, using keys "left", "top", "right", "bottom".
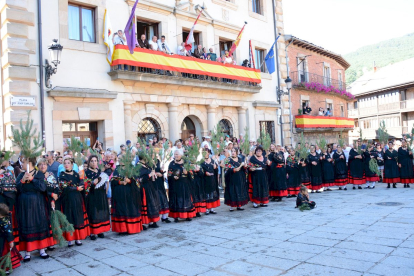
{"left": 283, "top": 0, "right": 414, "bottom": 55}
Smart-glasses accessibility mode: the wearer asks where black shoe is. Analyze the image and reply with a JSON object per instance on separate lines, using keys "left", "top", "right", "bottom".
{"left": 47, "top": 246, "right": 55, "bottom": 251}
{"left": 174, "top": 218, "right": 179, "bottom": 223}
{"left": 143, "top": 225, "right": 148, "bottom": 230}
{"left": 162, "top": 218, "right": 172, "bottom": 223}
{"left": 408, "top": 184, "right": 411, "bottom": 188}
{"left": 210, "top": 210, "right": 217, "bottom": 214}
{"left": 196, "top": 213, "right": 201, "bottom": 217}
{"left": 253, "top": 205, "right": 259, "bottom": 208}
{"left": 393, "top": 183, "right": 397, "bottom": 188}
{"left": 364, "top": 187, "right": 369, "bottom": 189}
{"left": 387, "top": 184, "right": 391, "bottom": 188}
{"left": 371, "top": 186, "right": 375, "bottom": 189}
{"left": 287, "top": 195, "right": 292, "bottom": 198}
{"left": 229, "top": 209, "right": 234, "bottom": 212}
{"left": 75, "top": 241, "right": 82, "bottom": 246}
{"left": 311, "top": 190, "right": 315, "bottom": 193}
{"left": 339, "top": 187, "right": 343, "bottom": 190}
{"left": 98, "top": 233, "right": 105, "bottom": 238}
{"left": 326, "top": 188, "right": 332, "bottom": 191}
{"left": 186, "top": 218, "right": 192, "bottom": 221}
{"left": 205, "top": 212, "right": 210, "bottom": 215}
{"left": 68, "top": 243, "right": 74, "bottom": 248}
{"left": 270, "top": 197, "right": 276, "bottom": 202}
{"left": 90, "top": 235, "right": 97, "bottom": 241}
{"left": 237, "top": 207, "right": 245, "bottom": 211}
{"left": 353, "top": 187, "right": 356, "bottom": 190}
{"left": 404, "top": 184, "right": 407, "bottom": 188}
{"left": 40, "top": 253, "right": 49, "bottom": 259}
{"left": 149, "top": 223, "right": 159, "bottom": 229}
{"left": 291, "top": 195, "right": 297, "bottom": 197}
{"left": 316, "top": 191, "right": 321, "bottom": 193}
{"left": 276, "top": 198, "right": 282, "bottom": 202}
{"left": 260, "top": 204, "right": 268, "bottom": 207}
{"left": 23, "top": 256, "right": 31, "bottom": 263}
{"left": 344, "top": 187, "right": 347, "bottom": 190}
{"left": 358, "top": 186, "right": 362, "bottom": 189}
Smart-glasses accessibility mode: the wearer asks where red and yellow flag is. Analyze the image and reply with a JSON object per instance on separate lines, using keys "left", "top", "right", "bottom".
{"left": 229, "top": 23, "right": 246, "bottom": 56}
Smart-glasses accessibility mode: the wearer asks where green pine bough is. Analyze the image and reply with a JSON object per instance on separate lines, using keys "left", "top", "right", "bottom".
{"left": 369, "top": 158, "right": 381, "bottom": 177}
{"left": 51, "top": 210, "right": 74, "bottom": 247}
{"left": 298, "top": 203, "right": 311, "bottom": 212}
{"left": 0, "top": 252, "right": 12, "bottom": 276}
{"left": 240, "top": 126, "right": 250, "bottom": 156}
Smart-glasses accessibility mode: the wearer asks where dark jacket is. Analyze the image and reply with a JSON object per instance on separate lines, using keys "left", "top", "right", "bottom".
{"left": 194, "top": 48, "right": 204, "bottom": 59}
{"left": 138, "top": 39, "right": 149, "bottom": 49}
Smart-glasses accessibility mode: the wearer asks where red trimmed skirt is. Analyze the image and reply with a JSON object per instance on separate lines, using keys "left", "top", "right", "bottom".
{"left": 383, "top": 177, "right": 400, "bottom": 183}
{"left": 366, "top": 176, "right": 379, "bottom": 182}
{"left": 206, "top": 199, "right": 220, "bottom": 209}
{"left": 248, "top": 178, "right": 270, "bottom": 204}
{"left": 400, "top": 177, "right": 414, "bottom": 183}
{"left": 323, "top": 182, "right": 335, "bottom": 187}
{"left": 194, "top": 202, "right": 207, "bottom": 213}
{"left": 224, "top": 199, "right": 249, "bottom": 208}
{"left": 287, "top": 187, "right": 300, "bottom": 196}
{"left": 159, "top": 207, "right": 169, "bottom": 215}
{"left": 19, "top": 236, "right": 55, "bottom": 252}
{"left": 11, "top": 208, "right": 19, "bottom": 250}
{"left": 111, "top": 215, "right": 143, "bottom": 234}
{"left": 169, "top": 209, "right": 196, "bottom": 219}
{"left": 269, "top": 190, "right": 288, "bottom": 197}
{"left": 141, "top": 187, "right": 161, "bottom": 225}
{"left": 311, "top": 184, "right": 324, "bottom": 190}
{"left": 334, "top": 178, "right": 348, "bottom": 186}
{"left": 89, "top": 221, "right": 111, "bottom": 235}
{"left": 348, "top": 171, "right": 366, "bottom": 185}
{"left": 64, "top": 206, "right": 90, "bottom": 241}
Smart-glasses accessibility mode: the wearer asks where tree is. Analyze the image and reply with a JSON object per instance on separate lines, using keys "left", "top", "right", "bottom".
{"left": 377, "top": 120, "right": 389, "bottom": 145}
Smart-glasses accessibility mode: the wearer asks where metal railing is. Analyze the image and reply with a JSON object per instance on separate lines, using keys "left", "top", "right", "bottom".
{"left": 291, "top": 71, "right": 346, "bottom": 90}
{"left": 110, "top": 65, "right": 262, "bottom": 88}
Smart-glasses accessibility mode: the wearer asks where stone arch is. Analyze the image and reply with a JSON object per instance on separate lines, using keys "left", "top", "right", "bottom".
{"left": 218, "top": 110, "right": 239, "bottom": 137}
{"left": 131, "top": 108, "right": 169, "bottom": 140}
{"left": 177, "top": 106, "right": 207, "bottom": 138}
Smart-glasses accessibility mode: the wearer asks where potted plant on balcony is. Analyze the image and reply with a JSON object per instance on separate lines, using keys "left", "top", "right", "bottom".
{"left": 298, "top": 109, "right": 303, "bottom": 115}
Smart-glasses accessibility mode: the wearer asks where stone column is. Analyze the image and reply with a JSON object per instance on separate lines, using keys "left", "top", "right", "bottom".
{"left": 168, "top": 103, "right": 180, "bottom": 142}
{"left": 207, "top": 105, "right": 218, "bottom": 133}
{"left": 124, "top": 103, "right": 133, "bottom": 142}
{"left": 237, "top": 107, "right": 248, "bottom": 136}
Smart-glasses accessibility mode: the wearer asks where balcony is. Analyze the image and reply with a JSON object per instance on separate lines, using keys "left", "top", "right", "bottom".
{"left": 290, "top": 71, "right": 353, "bottom": 100}
{"left": 348, "top": 109, "right": 358, "bottom": 118}
{"left": 108, "top": 45, "right": 262, "bottom": 93}
{"left": 350, "top": 127, "right": 403, "bottom": 140}
{"left": 295, "top": 115, "right": 354, "bottom": 132}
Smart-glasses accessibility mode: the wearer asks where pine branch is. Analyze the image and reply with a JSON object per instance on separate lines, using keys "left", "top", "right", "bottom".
{"left": 118, "top": 150, "right": 141, "bottom": 178}
{"left": 317, "top": 135, "right": 327, "bottom": 152}
{"left": 240, "top": 126, "right": 250, "bottom": 156}
{"left": 296, "top": 133, "right": 308, "bottom": 160}
{"left": 211, "top": 123, "right": 226, "bottom": 155}
{"left": 338, "top": 131, "right": 346, "bottom": 149}
{"left": 369, "top": 158, "right": 380, "bottom": 176}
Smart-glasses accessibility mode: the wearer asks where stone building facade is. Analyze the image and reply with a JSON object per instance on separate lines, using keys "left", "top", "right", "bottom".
{"left": 285, "top": 36, "right": 353, "bottom": 146}
{"left": 0, "top": 0, "right": 292, "bottom": 152}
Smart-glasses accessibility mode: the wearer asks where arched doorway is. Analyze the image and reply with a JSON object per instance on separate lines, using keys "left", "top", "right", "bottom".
{"left": 181, "top": 116, "right": 195, "bottom": 141}
{"left": 137, "top": 117, "right": 161, "bottom": 143}
{"left": 219, "top": 119, "right": 233, "bottom": 137}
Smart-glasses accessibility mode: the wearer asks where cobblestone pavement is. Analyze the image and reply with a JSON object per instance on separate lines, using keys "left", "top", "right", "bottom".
{"left": 15, "top": 183, "right": 414, "bottom": 276}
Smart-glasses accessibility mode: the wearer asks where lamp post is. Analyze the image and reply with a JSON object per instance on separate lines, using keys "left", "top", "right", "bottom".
{"left": 45, "top": 39, "right": 63, "bottom": 88}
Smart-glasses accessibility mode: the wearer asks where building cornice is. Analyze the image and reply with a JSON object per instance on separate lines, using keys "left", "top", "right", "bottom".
{"left": 252, "top": 101, "right": 281, "bottom": 108}
{"left": 353, "top": 81, "right": 414, "bottom": 98}
{"left": 48, "top": 87, "right": 118, "bottom": 102}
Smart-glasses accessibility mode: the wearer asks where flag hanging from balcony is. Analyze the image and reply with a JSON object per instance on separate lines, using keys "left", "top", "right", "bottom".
{"left": 229, "top": 22, "right": 247, "bottom": 57}
{"left": 185, "top": 9, "right": 203, "bottom": 51}
{"left": 124, "top": 0, "right": 139, "bottom": 54}
{"left": 265, "top": 35, "right": 280, "bottom": 74}
{"left": 102, "top": 9, "right": 114, "bottom": 65}
{"left": 249, "top": 40, "right": 255, "bottom": 69}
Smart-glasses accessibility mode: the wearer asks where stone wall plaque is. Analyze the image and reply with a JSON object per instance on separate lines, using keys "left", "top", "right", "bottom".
{"left": 10, "top": 96, "right": 35, "bottom": 107}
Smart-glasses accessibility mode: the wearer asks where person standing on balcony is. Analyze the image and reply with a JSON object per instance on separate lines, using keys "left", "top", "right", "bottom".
{"left": 149, "top": 36, "right": 159, "bottom": 51}
{"left": 157, "top": 35, "right": 171, "bottom": 54}
{"left": 318, "top": 107, "right": 324, "bottom": 116}
{"left": 177, "top": 42, "right": 190, "bottom": 56}
{"left": 137, "top": 34, "right": 149, "bottom": 49}
{"left": 223, "top": 50, "right": 233, "bottom": 64}
{"left": 209, "top": 48, "right": 217, "bottom": 61}
{"left": 325, "top": 108, "right": 332, "bottom": 116}
{"left": 194, "top": 45, "right": 204, "bottom": 59}
{"left": 113, "top": 30, "right": 127, "bottom": 71}
{"left": 303, "top": 104, "right": 312, "bottom": 115}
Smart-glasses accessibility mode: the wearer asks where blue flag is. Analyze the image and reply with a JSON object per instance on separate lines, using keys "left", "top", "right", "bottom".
{"left": 265, "top": 36, "right": 280, "bottom": 74}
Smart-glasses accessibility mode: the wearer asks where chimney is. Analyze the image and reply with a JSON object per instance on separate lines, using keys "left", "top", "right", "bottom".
{"left": 373, "top": 61, "right": 377, "bottom": 73}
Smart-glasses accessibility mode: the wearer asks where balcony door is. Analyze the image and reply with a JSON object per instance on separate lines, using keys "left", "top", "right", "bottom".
{"left": 181, "top": 117, "right": 196, "bottom": 141}
{"left": 298, "top": 58, "right": 307, "bottom": 82}
{"left": 137, "top": 19, "right": 159, "bottom": 41}
{"left": 62, "top": 122, "right": 98, "bottom": 149}
{"left": 323, "top": 65, "right": 331, "bottom": 86}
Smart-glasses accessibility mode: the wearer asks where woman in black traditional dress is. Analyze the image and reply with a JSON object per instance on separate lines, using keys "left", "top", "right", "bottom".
{"left": 0, "top": 158, "right": 19, "bottom": 249}
{"left": 267, "top": 144, "right": 276, "bottom": 200}
{"left": 333, "top": 146, "right": 348, "bottom": 190}
{"left": 307, "top": 145, "right": 323, "bottom": 193}
{"left": 321, "top": 148, "right": 335, "bottom": 191}
{"left": 84, "top": 155, "right": 110, "bottom": 240}
{"left": 58, "top": 158, "right": 90, "bottom": 246}
{"left": 363, "top": 144, "right": 379, "bottom": 189}
{"left": 268, "top": 145, "right": 287, "bottom": 201}
{"left": 376, "top": 144, "right": 385, "bottom": 182}
{"left": 16, "top": 157, "right": 54, "bottom": 261}
{"left": 248, "top": 146, "right": 269, "bottom": 207}
{"left": 138, "top": 153, "right": 161, "bottom": 229}
{"left": 224, "top": 148, "right": 249, "bottom": 211}
{"left": 167, "top": 150, "right": 196, "bottom": 222}
{"left": 201, "top": 150, "right": 220, "bottom": 214}
{"left": 398, "top": 139, "right": 413, "bottom": 188}
{"left": 190, "top": 164, "right": 206, "bottom": 217}
{"left": 299, "top": 157, "right": 311, "bottom": 189}
{"left": 155, "top": 159, "right": 170, "bottom": 222}
{"left": 348, "top": 140, "right": 366, "bottom": 189}
{"left": 384, "top": 141, "right": 400, "bottom": 188}
{"left": 111, "top": 157, "right": 143, "bottom": 234}
{"left": 286, "top": 149, "right": 301, "bottom": 197}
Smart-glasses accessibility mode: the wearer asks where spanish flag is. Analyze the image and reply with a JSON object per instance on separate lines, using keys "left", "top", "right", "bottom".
{"left": 229, "top": 22, "right": 247, "bottom": 56}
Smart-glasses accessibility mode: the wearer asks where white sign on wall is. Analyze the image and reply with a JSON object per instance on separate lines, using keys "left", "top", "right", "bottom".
{"left": 283, "top": 109, "right": 290, "bottom": 115}
{"left": 10, "top": 96, "right": 35, "bottom": 107}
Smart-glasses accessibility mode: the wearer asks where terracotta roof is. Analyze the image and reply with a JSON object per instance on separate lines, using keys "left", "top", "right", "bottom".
{"left": 349, "top": 57, "right": 414, "bottom": 96}
{"left": 285, "top": 36, "right": 350, "bottom": 70}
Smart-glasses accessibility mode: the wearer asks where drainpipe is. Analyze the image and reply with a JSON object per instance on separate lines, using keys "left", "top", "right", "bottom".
{"left": 37, "top": 0, "right": 46, "bottom": 145}
{"left": 271, "top": 0, "right": 283, "bottom": 146}
{"left": 285, "top": 38, "right": 295, "bottom": 146}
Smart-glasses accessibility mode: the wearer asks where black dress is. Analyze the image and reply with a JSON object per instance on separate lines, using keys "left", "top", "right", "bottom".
{"left": 321, "top": 153, "right": 335, "bottom": 187}
{"left": 167, "top": 161, "right": 196, "bottom": 219}
{"left": 189, "top": 167, "right": 206, "bottom": 213}
{"left": 333, "top": 151, "right": 348, "bottom": 186}
{"left": 248, "top": 155, "right": 269, "bottom": 204}
{"left": 58, "top": 171, "right": 90, "bottom": 241}
{"left": 111, "top": 167, "right": 142, "bottom": 234}
{"left": 348, "top": 149, "right": 366, "bottom": 185}
{"left": 364, "top": 151, "right": 379, "bottom": 182}
{"left": 307, "top": 153, "right": 323, "bottom": 190}
{"left": 224, "top": 157, "right": 249, "bottom": 207}
{"left": 16, "top": 171, "right": 54, "bottom": 252}
{"left": 384, "top": 149, "right": 400, "bottom": 183}
{"left": 0, "top": 216, "right": 22, "bottom": 270}
{"left": 299, "top": 161, "right": 311, "bottom": 188}
{"left": 201, "top": 160, "right": 220, "bottom": 209}
{"left": 286, "top": 155, "right": 301, "bottom": 195}
{"left": 84, "top": 169, "right": 110, "bottom": 235}
{"left": 268, "top": 151, "right": 288, "bottom": 198}
{"left": 398, "top": 147, "right": 414, "bottom": 184}
{"left": 155, "top": 160, "right": 169, "bottom": 215}
{"left": 139, "top": 164, "right": 161, "bottom": 224}
{"left": 0, "top": 169, "right": 19, "bottom": 247}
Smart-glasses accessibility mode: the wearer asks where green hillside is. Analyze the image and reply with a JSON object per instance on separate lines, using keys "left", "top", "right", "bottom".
{"left": 345, "top": 33, "right": 414, "bottom": 84}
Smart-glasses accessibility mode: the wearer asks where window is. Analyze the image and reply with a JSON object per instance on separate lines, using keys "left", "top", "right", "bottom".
{"left": 137, "top": 118, "right": 161, "bottom": 143}
{"left": 252, "top": 0, "right": 263, "bottom": 15}
{"left": 219, "top": 39, "right": 233, "bottom": 57}
{"left": 326, "top": 102, "right": 333, "bottom": 116}
{"left": 137, "top": 20, "right": 159, "bottom": 41}
{"left": 259, "top": 121, "right": 276, "bottom": 143}
{"left": 183, "top": 30, "right": 200, "bottom": 53}
{"left": 68, "top": 4, "right": 95, "bottom": 42}
{"left": 338, "top": 71, "right": 343, "bottom": 89}
{"left": 340, "top": 105, "right": 344, "bottom": 117}
{"left": 255, "top": 49, "right": 266, "bottom": 73}
{"left": 298, "top": 58, "right": 307, "bottom": 82}
{"left": 323, "top": 64, "right": 331, "bottom": 86}
{"left": 219, "top": 119, "right": 233, "bottom": 137}
{"left": 354, "top": 101, "right": 358, "bottom": 109}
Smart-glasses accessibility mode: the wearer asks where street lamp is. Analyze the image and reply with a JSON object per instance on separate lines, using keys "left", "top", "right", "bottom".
{"left": 45, "top": 39, "right": 63, "bottom": 88}
{"left": 277, "top": 76, "right": 292, "bottom": 101}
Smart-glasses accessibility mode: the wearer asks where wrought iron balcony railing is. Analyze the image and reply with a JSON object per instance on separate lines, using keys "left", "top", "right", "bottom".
{"left": 291, "top": 71, "right": 346, "bottom": 91}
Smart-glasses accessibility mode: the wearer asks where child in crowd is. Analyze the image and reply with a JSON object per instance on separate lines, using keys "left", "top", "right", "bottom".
{"left": 296, "top": 185, "right": 316, "bottom": 209}
{"left": 0, "top": 203, "right": 22, "bottom": 273}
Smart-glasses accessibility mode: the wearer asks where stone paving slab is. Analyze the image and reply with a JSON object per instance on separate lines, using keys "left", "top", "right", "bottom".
{"left": 11, "top": 183, "right": 414, "bottom": 275}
